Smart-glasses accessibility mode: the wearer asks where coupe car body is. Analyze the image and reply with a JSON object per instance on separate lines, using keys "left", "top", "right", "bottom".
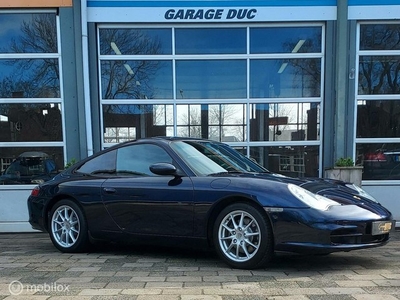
{"left": 27, "top": 137, "right": 395, "bottom": 269}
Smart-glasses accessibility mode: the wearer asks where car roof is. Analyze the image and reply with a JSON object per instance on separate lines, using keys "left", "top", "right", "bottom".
{"left": 113, "top": 136, "right": 221, "bottom": 147}
{"left": 18, "top": 151, "right": 50, "bottom": 159}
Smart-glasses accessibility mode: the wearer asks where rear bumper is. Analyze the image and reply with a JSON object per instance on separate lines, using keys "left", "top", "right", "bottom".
{"left": 27, "top": 196, "right": 47, "bottom": 232}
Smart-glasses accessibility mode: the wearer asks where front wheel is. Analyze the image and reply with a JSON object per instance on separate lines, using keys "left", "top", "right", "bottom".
{"left": 48, "top": 199, "right": 89, "bottom": 252}
{"left": 213, "top": 203, "right": 273, "bottom": 269}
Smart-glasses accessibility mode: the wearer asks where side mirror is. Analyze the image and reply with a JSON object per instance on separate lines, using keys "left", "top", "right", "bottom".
{"left": 150, "top": 163, "right": 180, "bottom": 176}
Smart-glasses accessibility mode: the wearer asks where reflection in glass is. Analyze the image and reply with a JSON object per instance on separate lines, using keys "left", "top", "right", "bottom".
{"left": 357, "top": 100, "right": 400, "bottom": 138}
{"left": 250, "top": 103, "right": 319, "bottom": 141}
{"left": 175, "top": 28, "right": 246, "bottom": 54}
{"left": 118, "top": 144, "right": 173, "bottom": 176}
{"left": 153, "top": 104, "right": 173, "bottom": 127}
{"left": 103, "top": 104, "right": 174, "bottom": 143}
{"left": 177, "top": 126, "right": 201, "bottom": 138}
{"left": 177, "top": 104, "right": 200, "bottom": 126}
{"left": 0, "top": 59, "right": 60, "bottom": 98}
{"left": 99, "top": 28, "right": 172, "bottom": 55}
{"left": 0, "top": 103, "right": 62, "bottom": 142}
{"left": 250, "top": 145, "right": 319, "bottom": 177}
{"left": 176, "top": 60, "right": 246, "bottom": 99}
{"left": 101, "top": 60, "right": 173, "bottom": 99}
{"left": 356, "top": 143, "right": 400, "bottom": 180}
{"left": 0, "top": 13, "right": 57, "bottom": 53}
{"left": 208, "top": 104, "right": 246, "bottom": 142}
{"left": 0, "top": 146, "right": 63, "bottom": 185}
{"left": 250, "top": 59, "right": 321, "bottom": 98}
{"left": 176, "top": 104, "right": 246, "bottom": 141}
{"left": 104, "top": 127, "right": 136, "bottom": 143}
{"left": 360, "top": 24, "right": 400, "bottom": 51}
{"left": 176, "top": 104, "right": 202, "bottom": 138}
{"left": 232, "top": 147, "right": 247, "bottom": 156}
{"left": 250, "top": 26, "right": 322, "bottom": 53}
{"left": 358, "top": 56, "right": 400, "bottom": 95}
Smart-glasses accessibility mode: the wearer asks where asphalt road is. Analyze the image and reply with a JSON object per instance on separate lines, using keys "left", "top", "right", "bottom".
{"left": 0, "top": 230, "right": 399, "bottom": 300}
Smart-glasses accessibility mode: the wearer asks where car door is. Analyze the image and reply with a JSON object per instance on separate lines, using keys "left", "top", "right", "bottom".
{"left": 101, "top": 142, "right": 195, "bottom": 236}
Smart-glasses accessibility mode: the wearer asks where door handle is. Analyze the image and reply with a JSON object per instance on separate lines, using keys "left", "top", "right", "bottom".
{"left": 103, "top": 187, "right": 116, "bottom": 194}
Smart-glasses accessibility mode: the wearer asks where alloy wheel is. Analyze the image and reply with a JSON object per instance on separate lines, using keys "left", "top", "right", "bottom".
{"left": 51, "top": 205, "right": 81, "bottom": 248}
{"left": 218, "top": 209, "right": 261, "bottom": 262}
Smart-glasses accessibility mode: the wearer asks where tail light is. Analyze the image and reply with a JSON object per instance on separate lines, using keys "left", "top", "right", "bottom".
{"left": 30, "top": 186, "right": 40, "bottom": 197}
{"left": 364, "top": 152, "right": 387, "bottom": 162}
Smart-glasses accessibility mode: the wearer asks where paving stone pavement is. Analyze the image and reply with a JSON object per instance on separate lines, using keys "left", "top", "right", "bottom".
{"left": 0, "top": 230, "right": 399, "bottom": 300}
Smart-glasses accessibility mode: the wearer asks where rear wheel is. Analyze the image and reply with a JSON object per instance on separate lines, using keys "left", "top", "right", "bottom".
{"left": 213, "top": 203, "right": 273, "bottom": 269}
{"left": 48, "top": 199, "right": 89, "bottom": 252}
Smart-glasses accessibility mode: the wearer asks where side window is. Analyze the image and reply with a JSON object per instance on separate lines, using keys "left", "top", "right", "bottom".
{"left": 76, "top": 150, "right": 116, "bottom": 175}
{"left": 116, "top": 144, "right": 172, "bottom": 176}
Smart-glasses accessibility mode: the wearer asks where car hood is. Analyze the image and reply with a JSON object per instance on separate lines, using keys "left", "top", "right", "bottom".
{"left": 209, "top": 171, "right": 392, "bottom": 217}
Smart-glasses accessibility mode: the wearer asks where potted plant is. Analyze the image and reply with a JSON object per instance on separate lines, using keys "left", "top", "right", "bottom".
{"left": 324, "top": 157, "right": 363, "bottom": 187}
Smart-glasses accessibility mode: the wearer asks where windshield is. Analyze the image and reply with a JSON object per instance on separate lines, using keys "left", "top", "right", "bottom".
{"left": 170, "top": 140, "right": 268, "bottom": 176}
{"left": 170, "top": 141, "right": 226, "bottom": 176}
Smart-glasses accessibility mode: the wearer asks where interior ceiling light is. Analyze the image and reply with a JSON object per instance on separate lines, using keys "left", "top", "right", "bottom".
{"left": 110, "top": 42, "right": 121, "bottom": 55}
{"left": 278, "top": 63, "right": 288, "bottom": 74}
{"left": 110, "top": 42, "right": 134, "bottom": 75}
{"left": 292, "top": 39, "right": 306, "bottom": 53}
{"left": 124, "top": 64, "right": 134, "bottom": 75}
{"left": 277, "top": 39, "right": 306, "bottom": 74}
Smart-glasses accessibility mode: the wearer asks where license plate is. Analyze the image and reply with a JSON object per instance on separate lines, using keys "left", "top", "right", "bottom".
{"left": 372, "top": 221, "right": 394, "bottom": 235}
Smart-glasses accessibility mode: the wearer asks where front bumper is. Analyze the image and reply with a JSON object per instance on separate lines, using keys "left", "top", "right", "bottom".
{"left": 268, "top": 206, "right": 395, "bottom": 254}
{"left": 275, "top": 222, "right": 392, "bottom": 254}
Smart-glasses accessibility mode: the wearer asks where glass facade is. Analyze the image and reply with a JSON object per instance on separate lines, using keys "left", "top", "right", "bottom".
{"left": 175, "top": 28, "right": 246, "bottom": 54}
{"left": 0, "top": 12, "right": 64, "bottom": 184}
{"left": 356, "top": 22, "right": 400, "bottom": 180}
{"left": 98, "top": 25, "right": 323, "bottom": 177}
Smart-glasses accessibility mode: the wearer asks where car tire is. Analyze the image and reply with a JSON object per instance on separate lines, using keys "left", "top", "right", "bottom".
{"left": 213, "top": 203, "right": 273, "bottom": 269}
{"left": 48, "top": 199, "right": 90, "bottom": 253}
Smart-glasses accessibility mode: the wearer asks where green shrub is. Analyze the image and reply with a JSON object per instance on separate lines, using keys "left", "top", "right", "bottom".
{"left": 335, "top": 157, "right": 355, "bottom": 167}
{"left": 64, "top": 158, "right": 77, "bottom": 169}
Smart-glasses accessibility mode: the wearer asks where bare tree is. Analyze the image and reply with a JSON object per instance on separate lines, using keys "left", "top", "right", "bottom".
{"left": 0, "top": 14, "right": 62, "bottom": 143}
{"left": 0, "top": 14, "right": 59, "bottom": 98}
{"left": 359, "top": 56, "right": 400, "bottom": 94}
{"left": 178, "top": 105, "right": 202, "bottom": 138}
{"left": 178, "top": 104, "right": 245, "bottom": 141}
{"left": 282, "top": 37, "right": 321, "bottom": 97}
{"left": 100, "top": 29, "right": 163, "bottom": 99}
{"left": 359, "top": 24, "right": 400, "bottom": 94}
{"left": 357, "top": 25, "right": 400, "bottom": 138}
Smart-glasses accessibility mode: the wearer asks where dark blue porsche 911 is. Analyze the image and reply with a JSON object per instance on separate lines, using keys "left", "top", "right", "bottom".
{"left": 27, "top": 137, "right": 396, "bottom": 269}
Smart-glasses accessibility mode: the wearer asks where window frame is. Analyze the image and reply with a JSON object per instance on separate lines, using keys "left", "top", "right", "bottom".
{"left": 0, "top": 10, "right": 65, "bottom": 186}
{"left": 97, "top": 22, "right": 325, "bottom": 177}
{"left": 355, "top": 21, "right": 400, "bottom": 183}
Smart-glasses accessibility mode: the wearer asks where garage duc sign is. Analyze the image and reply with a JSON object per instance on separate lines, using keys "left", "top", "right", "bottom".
{"left": 165, "top": 8, "right": 257, "bottom": 20}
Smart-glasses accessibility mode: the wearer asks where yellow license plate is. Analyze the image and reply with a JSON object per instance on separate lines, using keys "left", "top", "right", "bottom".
{"left": 372, "top": 221, "right": 394, "bottom": 235}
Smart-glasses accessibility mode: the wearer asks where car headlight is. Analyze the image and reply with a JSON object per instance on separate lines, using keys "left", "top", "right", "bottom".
{"left": 345, "top": 183, "right": 378, "bottom": 203}
{"left": 288, "top": 184, "right": 341, "bottom": 211}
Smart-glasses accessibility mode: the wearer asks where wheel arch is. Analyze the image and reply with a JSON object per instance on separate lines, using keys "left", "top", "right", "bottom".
{"left": 44, "top": 194, "right": 85, "bottom": 231}
{"left": 206, "top": 195, "right": 274, "bottom": 248}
